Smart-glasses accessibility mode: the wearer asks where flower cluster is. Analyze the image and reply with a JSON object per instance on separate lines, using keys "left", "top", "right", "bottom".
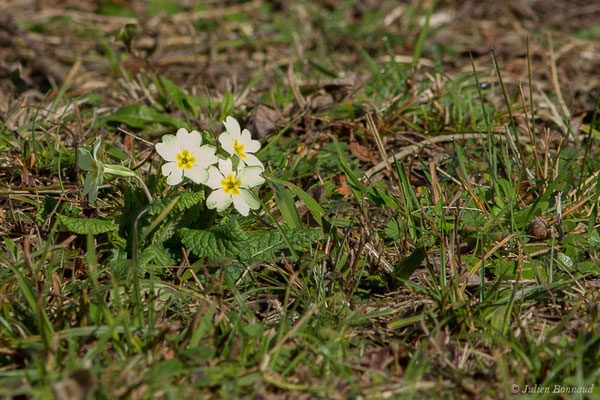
{"left": 155, "top": 116, "right": 265, "bottom": 216}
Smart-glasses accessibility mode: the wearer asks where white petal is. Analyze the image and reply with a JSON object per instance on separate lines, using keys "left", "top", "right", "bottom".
{"left": 232, "top": 194, "right": 250, "bottom": 216}
{"left": 240, "top": 129, "right": 261, "bottom": 153}
{"left": 155, "top": 134, "right": 179, "bottom": 161}
{"left": 238, "top": 189, "right": 260, "bottom": 211}
{"left": 239, "top": 166, "right": 265, "bottom": 188}
{"left": 177, "top": 128, "right": 203, "bottom": 149}
{"left": 241, "top": 153, "right": 264, "bottom": 168}
{"left": 218, "top": 132, "right": 234, "bottom": 155}
{"left": 79, "top": 148, "right": 94, "bottom": 171}
{"left": 206, "top": 190, "right": 233, "bottom": 212}
{"left": 162, "top": 162, "right": 184, "bottom": 185}
{"left": 218, "top": 158, "right": 234, "bottom": 177}
{"left": 184, "top": 166, "right": 208, "bottom": 184}
{"left": 161, "top": 162, "right": 178, "bottom": 177}
{"left": 223, "top": 116, "right": 241, "bottom": 138}
{"left": 191, "top": 145, "right": 218, "bottom": 167}
{"left": 205, "top": 166, "right": 224, "bottom": 189}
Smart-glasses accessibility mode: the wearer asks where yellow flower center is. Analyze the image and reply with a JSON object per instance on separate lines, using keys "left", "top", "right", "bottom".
{"left": 221, "top": 173, "right": 242, "bottom": 195}
{"left": 176, "top": 150, "right": 196, "bottom": 169}
{"left": 233, "top": 139, "right": 246, "bottom": 159}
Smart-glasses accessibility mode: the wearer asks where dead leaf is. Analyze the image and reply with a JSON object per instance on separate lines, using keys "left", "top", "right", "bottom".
{"left": 349, "top": 140, "right": 373, "bottom": 162}
{"left": 52, "top": 369, "right": 94, "bottom": 400}
{"left": 309, "top": 92, "right": 334, "bottom": 110}
{"left": 248, "top": 104, "right": 279, "bottom": 139}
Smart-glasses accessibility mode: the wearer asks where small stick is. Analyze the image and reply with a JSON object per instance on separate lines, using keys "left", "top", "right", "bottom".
{"left": 366, "top": 113, "right": 393, "bottom": 175}
{"left": 117, "top": 127, "right": 155, "bottom": 146}
{"left": 287, "top": 63, "right": 306, "bottom": 109}
{"left": 131, "top": 149, "right": 156, "bottom": 171}
{"left": 518, "top": 83, "right": 544, "bottom": 179}
{"left": 456, "top": 170, "right": 490, "bottom": 218}
{"left": 460, "top": 234, "right": 515, "bottom": 293}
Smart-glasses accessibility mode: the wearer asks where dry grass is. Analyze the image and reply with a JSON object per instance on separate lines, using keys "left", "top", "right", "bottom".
{"left": 1, "top": 1, "right": 600, "bottom": 399}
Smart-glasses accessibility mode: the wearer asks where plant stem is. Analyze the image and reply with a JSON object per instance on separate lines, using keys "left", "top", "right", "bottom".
{"left": 134, "top": 174, "right": 153, "bottom": 203}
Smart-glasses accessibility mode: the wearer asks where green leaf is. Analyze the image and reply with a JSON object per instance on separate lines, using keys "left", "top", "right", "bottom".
{"left": 180, "top": 223, "right": 322, "bottom": 262}
{"left": 305, "top": 59, "right": 338, "bottom": 78}
{"left": 101, "top": 104, "right": 184, "bottom": 128}
{"left": 147, "top": 191, "right": 205, "bottom": 216}
{"left": 243, "top": 324, "right": 265, "bottom": 338}
{"left": 155, "top": 75, "right": 198, "bottom": 118}
{"left": 269, "top": 177, "right": 324, "bottom": 226}
{"left": 188, "top": 304, "right": 216, "bottom": 349}
{"left": 332, "top": 137, "right": 366, "bottom": 200}
{"left": 219, "top": 91, "right": 234, "bottom": 122}
{"left": 180, "top": 224, "right": 249, "bottom": 260}
{"left": 392, "top": 246, "right": 426, "bottom": 282}
{"left": 557, "top": 252, "right": 574, "bottom": 269}
{"left": 271, "top": 182, "right": 302, "bottom": 229}
{"left": 411, "top": 0, "right": 435, "bottom": 70}
{"left": 589, "top": 229, "right": 600, "bottom": 247}
{"left": 36, "top": 197, "right": 78, "bottom": 224}
{"left": 10, "top": 265, "right": 54, "bottom": 348}
{"left": 243, "top": 228, "right": 321, "bottom": 262}
{"left": 141, "top": 196, "right": 181, "bottom": 244}
{"left": 57, "top": 214, "right": 118, "bottom": 235}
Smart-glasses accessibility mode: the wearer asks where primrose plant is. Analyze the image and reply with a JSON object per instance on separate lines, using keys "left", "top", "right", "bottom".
{"left": 78, "top": 116, "right": 265, "bottom": 216}
{"left": 155, "top": 116, "right": 265, "bottom": 216}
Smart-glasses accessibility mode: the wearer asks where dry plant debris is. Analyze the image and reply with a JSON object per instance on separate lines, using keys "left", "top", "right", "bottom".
{"left": 1, "top": 0, "right": 600, "bottom": 399}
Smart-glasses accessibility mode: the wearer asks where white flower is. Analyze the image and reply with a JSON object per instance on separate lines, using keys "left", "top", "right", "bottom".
{"left": 218, "top": 116, "right": 263, "bottom": 168}
{"left": 79, "top": 139, "right": 104, "bottom": 203}
{"left": 156, "top": 128, "right": 218, "bottom": 185}
{"left": 205, "top": 158, "right": 265, "bottom": 216}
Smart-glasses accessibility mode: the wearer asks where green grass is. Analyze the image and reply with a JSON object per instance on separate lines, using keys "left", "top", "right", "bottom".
{"left": 1, "top": 1, "right": 600, "bottom": 399}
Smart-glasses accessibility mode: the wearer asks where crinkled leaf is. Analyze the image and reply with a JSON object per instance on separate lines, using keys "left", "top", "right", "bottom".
{"left": 147, "top": 191, "right": 205, "bottom": 216}
{"left": 108, "top": 243, "right": 175, "bottom": 277}
{"left": 57, "top": 214, "right": 118, "bottom": 235}
{"left": 241, "top": 228, "right": 321, "bottom": 262}
{"left": 146, "top": 243, "right": 176, "bottom": 266}
{"left": 589, "top": 229, "right": 600, "bottom": 247}
{"left": 180, "top": 223, "right": 248, "bottom": 260}
{"left": 180, "top": 223, "right": 321, "bottom": 262}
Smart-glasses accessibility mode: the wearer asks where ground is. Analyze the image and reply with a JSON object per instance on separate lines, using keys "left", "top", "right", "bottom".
{"left": 1, "top": 0, "right": 600, "bottom": 399}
